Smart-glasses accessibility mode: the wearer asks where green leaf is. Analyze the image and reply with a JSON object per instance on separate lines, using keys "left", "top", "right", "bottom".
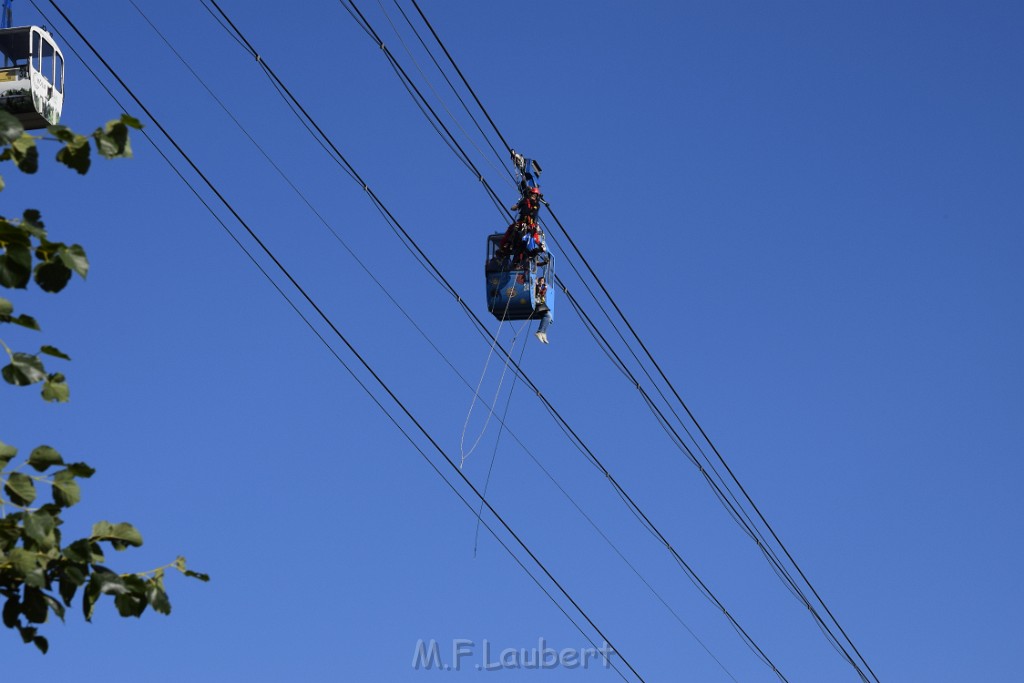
{"left": 51, "top": 470, "right": 81, "bottom": 508}
{"left": 47, "top": 124, "right": 75, "bottom": 142}
{"left": 64, "top": 462, "right": 95, "bottom": 478}
{"left": 39, "top": 346, "right": 70, "bottom": 361}
{"left": 6, "top": 547, "right": 38, "bottom": 577}
{"left": 54, "top": 133, "right": 90, "bottom": 174}
{"left": 33, "top": 635, "right": 48, "bottom": 654}
{"left": 0, "top": 440, "right": 16, "bottom": 469}
{"left": 146, "top": 579, "right": 171, "bottom": 615}
{"left": 2, "top": 595, "right": 19, "bottom": 628}
{"left": 92, "top": 569, "right": 129, "bottom": 596}
{"left": 58, "top": 565, "right": 85, "bottom": 606}
{"left": 5, "top": 471, "right": 37, "bottom": 506}
{"left": 25, "top": 566, "right": 46, "bottom": 588}
{"left": 0, "top": 296, "right": 11, "bottom": 315}
{"left": 8, "top": 134, "right": 39, "bottom": 173}
{"left": 174, "top": 557, "right": 211, "bottom": 582}
{"left": 83, "top": 568, "right": 129, "bottom": 621}
{"left": 22, "top": 510, "right": 56, "bottom": 548}
{"left": 3, "top": 352, "right": 47, "bottom": 386}
{"left": 57, "top": 244, "right": 88, "bottom": 279}
{"left": 42, "top": 593, "right": 65, "bottom": 622}
{"left": 0, "top": 242, "right": 32, "bottom": 288}
{"left": 17, "top": 210, "right": 46, "bottom": 239}
{"left": 82, "top": 580, "right": 98, "bottom": 622}
{"left": 21, "top": 587, "right": 48, "bottom": 624}
{"left": 114, "top": 575, "right": 147, "bottom": 617}
{"left": 114, "top": 592, "right": 147, "bottom": 618}
{"left": 27, "top": 445, "right": 63, "bottom": 472}
{"left": 91, "top": 521, "right": 143, "bottom": 550}
{"left": 94, "top": 117, "right": 134, "bottom": 159}
{"left": 3, "top": 313, "right": 40, "bottom": 330}
{"left": 0, "top": 110, "right": 24, "bottom": 144}
{"left": 0, "top": 521, "right": 20, "bottom": 552}
{"left": 41, "top": 374, "right": 69, "bottom": 403}
{"left": 120, "top": 114, "right": 144, "bottom": 130}
{"left": 33, "top": 259, "right": 72, "bottom": 293}
{"left": 63, "top": 539, "right": 103, "bottom": 565}
{"left": 0, "top": 220, "right": 32, "bottom": 243}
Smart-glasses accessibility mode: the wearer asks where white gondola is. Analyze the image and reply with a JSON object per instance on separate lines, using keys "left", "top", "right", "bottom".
{"left": 0, "top": 25, "right": 63, "bottom": 129}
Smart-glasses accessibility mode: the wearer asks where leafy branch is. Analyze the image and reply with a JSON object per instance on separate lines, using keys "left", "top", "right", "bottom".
{"left": 0, "top": 443, "right": 208, "bottom": 653}
{"left": 1, "top": 111, "right": 206, "bottom": 652}
{"left": 0, "top": 111, "right": 140, "bottom": 401}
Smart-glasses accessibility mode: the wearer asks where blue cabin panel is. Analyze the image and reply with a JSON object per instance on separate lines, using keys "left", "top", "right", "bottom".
{"left": 485, "top": 232, "right": 554, "bottom": 322}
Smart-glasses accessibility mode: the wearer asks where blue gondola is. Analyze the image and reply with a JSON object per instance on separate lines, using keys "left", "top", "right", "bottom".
{"left": 485, "top": 150, "right": 553, "bottom": 328}
{"left": 485, "top": 234, "right": 554, "bottom": 322}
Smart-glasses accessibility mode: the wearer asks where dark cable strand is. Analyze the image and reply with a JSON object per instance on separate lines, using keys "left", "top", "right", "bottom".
{"left": 188, "top": 3, "right": 794, "bottom": 679}
{"left": 399, "top": 3, "right": 879, "bottom": 678}
{"left": 40, "top": 4, "right": 648, "bottom": 679}
{"left": 408, "top": 0, "right": 513, "bottom": 154}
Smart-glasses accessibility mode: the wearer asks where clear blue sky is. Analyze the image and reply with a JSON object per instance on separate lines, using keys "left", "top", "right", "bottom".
{"left": 4, "top": 1, "right": 1022, "bottom": 680}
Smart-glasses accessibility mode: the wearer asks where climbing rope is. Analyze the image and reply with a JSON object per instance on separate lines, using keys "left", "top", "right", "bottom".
{"left": 458, "top": 279, "right": 527, "bottom": 468}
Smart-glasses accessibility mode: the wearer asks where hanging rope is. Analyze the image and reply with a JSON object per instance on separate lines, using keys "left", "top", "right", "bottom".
{"left": 458, "top": 290, "right": 526, "bottom": 468}
{"left": 472, "top": 319, "right": 531, "bottom": 556}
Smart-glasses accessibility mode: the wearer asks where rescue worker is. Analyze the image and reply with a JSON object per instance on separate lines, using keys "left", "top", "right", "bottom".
{"left": 496, "top": 186, "right": 546, "bottom": 263}
{"left": 534, "top": 276, "right": 552, "bottom": 343}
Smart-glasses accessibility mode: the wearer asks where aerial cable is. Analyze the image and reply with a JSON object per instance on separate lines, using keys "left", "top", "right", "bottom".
{"left": 364, "top": 0, "right": 749, "bottom": 517}
{"left": 356, "top": 0, "right": 801, "bottom": 649}
{"left": 201, "top": 0, "right": 503, "bottom": 311}
{"left": 337, "top": 0, "right": 478, "bottom": 176}
{"left": 398, "top": 3, "right": 879, "bottom": 679}
{"left": 473, "top": 350, "right": 743, "bottom": 683}
{"left": 218, "top": 0, "right": 856, "bottom": 671}
{"left": 331, "top": 3, "right": 796, "bottom": 676}
{"left": 558, "top": 277, "right": 776, "bottom": 552}
{"left": 538, "top": 197, "right": 850, "bottom": 663}
{"left": 39, "top": 4, "right": 648, "bottom": 679}
{"left": 466, "top": 336, "right": 743, "bottom": 683}
{"left": 185, "top": 4, "right": 796, "bottom": 678}
{"left": 304, "top": 3, "right": 797, "bottom": 675}
{"left": 388, "top": 0, "right": 512, "bottom": 179}
{"left": 336, "top": 0, "right": 514, "bottom": 215}
{"left": 196, "top": 0, "right": 247, "bottom": 53}
{"left": 376, "top": 0, "right": 515, "bottom": 187}
{"left": 197, "top": 0, "right": 466, "bottom": 287}
{"left": 402, "top": 0, "right": 770, "bottom": 545}
{"left": 124, "top": 0, "right": 654, "bottom": 598}
{"left": 125, "top": 0, "right": 502, "bottom": 382}
{"left": 537, "top": 206, "right": 772, "bottom": 563}
{"left": 408, "top": 0, "right": 513, "bottom": 155}
{"left": 544, "top": 204, "right": 879, "bottom": 682}
{"left": 41, "top": 7, "right": 742, "bottom": 680}
{"left": 399, "top": 2, "right": 788, "bottom": 602}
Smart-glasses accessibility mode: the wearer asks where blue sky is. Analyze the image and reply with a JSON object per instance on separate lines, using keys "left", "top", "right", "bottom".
{"left": 3, "top": 1, "right": 1022, "bottom": 680}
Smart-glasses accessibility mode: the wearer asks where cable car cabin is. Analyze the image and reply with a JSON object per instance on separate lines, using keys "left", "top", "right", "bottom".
{"left": 0, "top": 26, "right": 63, "bottom": 129}
{"left": 485, "top": 232, "right": 555, "bottom": 322}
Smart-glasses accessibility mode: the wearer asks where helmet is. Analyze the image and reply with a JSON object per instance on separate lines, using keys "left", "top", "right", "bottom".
{"left": 530, "top": 187, "right": 541, "bottom": 194}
